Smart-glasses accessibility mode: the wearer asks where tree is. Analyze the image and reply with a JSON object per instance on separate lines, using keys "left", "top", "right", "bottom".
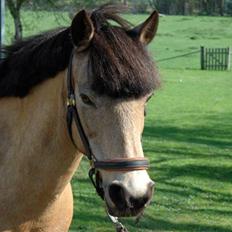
{"left": 226, "top": 0, "right": 232, "bottom": 15}
{"left": 219, "top": 0, "right": 225, "bottom": 16}
{"left": 7, "top": 0, "right": 28, "bottom": 41}
{"left": 121, "top": 0, "right": 128, "bottom": 5}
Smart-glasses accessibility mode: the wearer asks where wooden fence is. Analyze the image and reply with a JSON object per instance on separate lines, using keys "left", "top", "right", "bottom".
{"left": 200, "top": 46, "right": 231, "bottom": 71}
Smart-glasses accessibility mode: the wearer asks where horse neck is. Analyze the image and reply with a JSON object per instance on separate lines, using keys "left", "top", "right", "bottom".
{"left": 0, "top": 71, "right": 81, "bottom": 205}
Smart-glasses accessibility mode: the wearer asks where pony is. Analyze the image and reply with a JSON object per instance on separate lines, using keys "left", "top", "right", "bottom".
{"left": 0, "top": 5, "right": 159, "bottom": 232}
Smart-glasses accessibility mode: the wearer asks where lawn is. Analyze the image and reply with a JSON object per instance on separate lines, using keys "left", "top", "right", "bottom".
{"left": 70, "top": 69, "right": 232, "bottom": 232}
{"left": 4, "top": 10, "right": 232, "bottom": 232}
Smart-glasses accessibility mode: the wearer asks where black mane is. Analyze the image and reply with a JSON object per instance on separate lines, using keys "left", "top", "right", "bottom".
{"left": 0, "top": 5, "right": 159, "bottom": 98}
{"left": 0, "top": 28, "right": 72, "bottom": 97}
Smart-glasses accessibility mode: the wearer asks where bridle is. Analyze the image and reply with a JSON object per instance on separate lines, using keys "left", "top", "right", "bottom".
{"left": 66, "top": 51, "right": 150, "bottom": 231}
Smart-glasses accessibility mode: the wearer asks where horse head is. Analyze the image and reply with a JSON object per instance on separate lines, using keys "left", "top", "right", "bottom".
{"left": 68, "top": 5, "right": 159, "bottom": 218}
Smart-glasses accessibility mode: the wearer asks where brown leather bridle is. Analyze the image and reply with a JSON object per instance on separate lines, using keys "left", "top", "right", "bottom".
{"left": 66, "top": 51, "right": 150, "bottom": 200}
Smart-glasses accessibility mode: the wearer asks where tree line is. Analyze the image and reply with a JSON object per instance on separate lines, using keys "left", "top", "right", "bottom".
{"left": 28, "top": 0, "right": 232, "bottom": 16}
{"left": 149, "top": 0, "right": 231, "bottom": 16}
{"left": 6, "top": 0, "right": 232, "bottom": 41}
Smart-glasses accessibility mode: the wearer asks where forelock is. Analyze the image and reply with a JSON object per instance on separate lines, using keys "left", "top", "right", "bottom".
{"left": 87, "top": 6, "right": 159, "bottom": 98}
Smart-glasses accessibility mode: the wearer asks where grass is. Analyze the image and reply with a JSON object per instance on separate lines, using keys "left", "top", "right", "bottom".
{"left": 70, "top": 70, "right": 232, "bottom": 232}
{"left": 4, "top": 10, "right": 232, "bottom": 232}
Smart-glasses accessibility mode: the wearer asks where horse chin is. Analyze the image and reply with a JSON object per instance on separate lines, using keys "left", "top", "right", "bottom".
{"left": 107, "top": 205, "right": 144, "bottom": 218}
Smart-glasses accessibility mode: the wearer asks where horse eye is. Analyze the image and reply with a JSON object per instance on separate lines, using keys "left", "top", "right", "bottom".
{"left": 146, "top": 94, "right": 153, "bottom": 103}
{"left": 144, "top": 106, "right": 147, "bottom": 116}
{"left": 80, "top": 94, "right": 94, "bottom": 106}
{"left": 144, "top": 94, "right": 153, "bottom": 116}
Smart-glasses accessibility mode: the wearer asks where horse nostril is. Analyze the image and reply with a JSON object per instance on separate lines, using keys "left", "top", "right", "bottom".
{"left": 129, "top": 183, "right": 154, "bottom": 210}
{"left": 108, "top": 182, "right": 154, "bottom": 212}
{"left": 129, "top": 195, "right": 149, "bottom": 210}
{"left": 109, "top": 184, "right": 127, "bottom": 210}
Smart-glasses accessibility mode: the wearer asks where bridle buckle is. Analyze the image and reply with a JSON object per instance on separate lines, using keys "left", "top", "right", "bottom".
{"left": 89, "top": 159, "right": 95, "bottom": 168}
{"left": 67, "top": 96, "right": 76, "bottom": 107}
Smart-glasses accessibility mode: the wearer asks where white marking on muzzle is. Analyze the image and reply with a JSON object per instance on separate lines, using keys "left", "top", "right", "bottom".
{"left": 102, "top": 170, "right": 153, "bottom": 208}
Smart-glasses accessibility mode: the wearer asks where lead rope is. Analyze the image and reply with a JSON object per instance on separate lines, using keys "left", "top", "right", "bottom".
{"left": 108, "top": 214, "right": 129, "bottom": 232}
{"left": 89, "top": 168, "right": 128, "bottom": 232}
{"left": 67, "top": 50, "right": 128, "bottom": 232}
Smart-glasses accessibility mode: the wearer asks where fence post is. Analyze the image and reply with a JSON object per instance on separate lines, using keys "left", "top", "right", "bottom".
{"left": 0, "top": 0, "right": 5, "bottom": 59}
{"left": 228, "top": 47, "right": 231, "bottom": 71}
{"left": 200, "top": 46, "right": 205, "bottom": 70}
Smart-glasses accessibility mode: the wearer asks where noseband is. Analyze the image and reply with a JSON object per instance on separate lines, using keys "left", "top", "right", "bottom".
{"left": 66, "top": 51, "right": 149, "bottom": 228}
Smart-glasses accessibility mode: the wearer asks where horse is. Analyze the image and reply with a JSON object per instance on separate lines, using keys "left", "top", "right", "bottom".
{"left": 0, "top": 5, "right": 159, "bottom": 232}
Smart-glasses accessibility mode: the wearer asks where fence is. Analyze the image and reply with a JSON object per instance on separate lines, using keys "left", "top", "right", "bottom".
{"left": 200, "top": 46, "right": 231, "bottom": 71}
{"left": 0, "top": 0, "right": 5, "bottom": 59}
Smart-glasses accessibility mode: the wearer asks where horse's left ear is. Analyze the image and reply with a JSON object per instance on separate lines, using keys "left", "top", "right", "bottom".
{"left": 71, "top": 10, "right": 94, "bottom": 52}
{"left": 129, "top": 11, "right": 159, "bottom": 45}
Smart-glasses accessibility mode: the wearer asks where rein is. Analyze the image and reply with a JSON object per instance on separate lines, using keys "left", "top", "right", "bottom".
{"left": 66, "top": 51, "right": 149, "bottom": 231}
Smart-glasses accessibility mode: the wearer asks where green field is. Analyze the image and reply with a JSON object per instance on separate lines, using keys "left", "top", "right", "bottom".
{"left": 71, "top": 70, "right": 232, "bottom": 232}
{"left": 5, "top": 11, "right": 232, "bottom": 232}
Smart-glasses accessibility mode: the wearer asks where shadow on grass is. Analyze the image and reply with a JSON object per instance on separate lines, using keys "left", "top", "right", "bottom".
{"left": 143, "top": 112, "right": 232, "bottom": 231}
{"left": 71, "top": 211, "right": 107, "bottom": 228}
{"left": 160, "top": 181, "right": 232, "bottom": 205}
{"left": 152, "top": 162, "right": 232, "bottom": 183}
{"left": 144, "top": 145, "right": 232, "bottom": 161}
{"left": 70, "top": 112, "right": 232, "bottom": 231}
{"left": 144, "top": 121, "right": 232, "bottom": 149}
{"left": 148, "top": 112, "right": 231, "bottom": 144}
{"left": 137, "top": 216, "right": 232, "bottom": 232}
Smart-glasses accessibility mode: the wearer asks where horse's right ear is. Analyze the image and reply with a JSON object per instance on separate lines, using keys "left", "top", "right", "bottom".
{"left": 71, "top": 10, "right": 94, "bottom": 52}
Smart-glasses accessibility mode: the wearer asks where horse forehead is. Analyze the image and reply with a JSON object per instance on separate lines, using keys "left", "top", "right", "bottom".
{"left": 113, "top": 100, "right": 143, "bottom": 113}
{"left": 99, "top": 99, "right": 144, "bottom": 122}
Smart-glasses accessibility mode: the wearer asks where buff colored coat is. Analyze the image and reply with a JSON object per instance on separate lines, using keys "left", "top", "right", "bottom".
{"left": 0, "top": 6, "right": 159, "bottom": 232}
